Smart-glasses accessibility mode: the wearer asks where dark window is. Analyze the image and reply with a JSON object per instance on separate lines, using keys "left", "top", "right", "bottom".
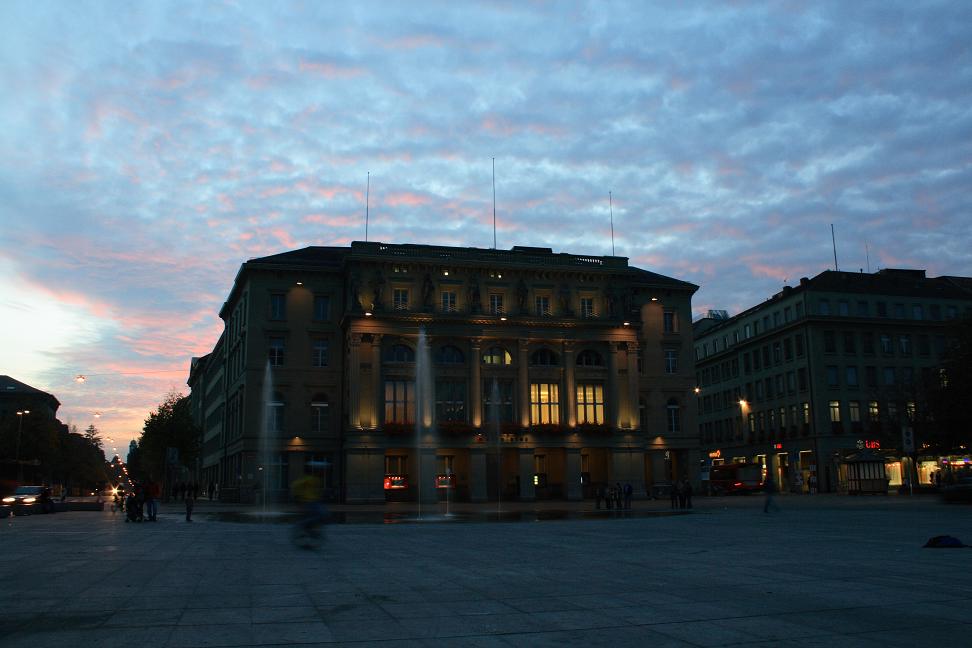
{"left": 387, "top": 344, "right": 415, "bottom": 363}
{"left": 311, "top": 339, "right": 328, "bottom": 368}
{"left": 798, "top": 368, "right": 808, "bottom": 391}
{"left": 576, "top": 350, "right": 604, "bottom": 367}
{"left": 268, "top": 337, "right": 285, "bottom": 366}
{"left": 877, "top": 302, "right": 887, "bottom": 317}
{"left": 663, "top": 311, "right": 677, "bottom": 333}
{"left": 824, "top": 331, "right": 836, "bottom": 353}
{"left": 664, "top": 349, "right": 678, "bottom": 374}
{"left": 483, "top": 379, "right": 514, "bottom": 423}
{"left": 846, "top": 366, "right": 859, "bottom": 387}
{"left": 385, "top": 380, "right": 415, "bottom": 423}
{"left": 483, "top": 347, "right": 512, "bottom": 365}
{"left": 310, "top": 395, "right": 329, "bottom": 433}
{"left": 313, "top": 295, "right": 330, "bottom": 321}
{"left": 783, "top": 338, "right": 793, "bottom": 361}
{"left": 270, "top": 294, "right": 286, "bottom": 320}
{"left": 819, "top": 300, "right": 831, "bottom": 315}
{"left": 861, "top": 333, "right": 874, "bottom": 355}
{"left": 843, "top": 332, "right": 856, "bottom": 354}
{"left": 530, "top": 348, "right": 559, "bottom": 366}
{"left": 437, "top": 345, "right": 465, "bottom": 364}
{"left": 435, "top": 379, "right": 466, "bottom": 422}
{"left": 857, "top": 301, "right": 869, "bottom": 316}
{"left": 666, "top": 399, "right": 680, "bottom": 433}
{"left": 826, "top": 366, "right": 839, "bottom": 387}
{"left": 865, "top": 366, "right": 877, "bottom": 387}
{"left": 795, "top": 334, "right": 805, "bottom": 357}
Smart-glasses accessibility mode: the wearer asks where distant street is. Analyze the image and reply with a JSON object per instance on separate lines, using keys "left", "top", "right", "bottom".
{"left": 2, "top": 495, "right": 971, "bottom": 647}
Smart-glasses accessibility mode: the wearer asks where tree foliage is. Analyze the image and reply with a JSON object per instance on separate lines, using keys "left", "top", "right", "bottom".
{"left": 135, "top": 392, "right": 199, "bottom": 480}
{"left": 0, "top": 418, "right": 107, "bottom": 488}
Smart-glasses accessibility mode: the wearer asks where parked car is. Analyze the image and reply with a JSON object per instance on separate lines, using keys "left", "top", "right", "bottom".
{"left": 1, "top": 486, "right": 55, "bottom": 515}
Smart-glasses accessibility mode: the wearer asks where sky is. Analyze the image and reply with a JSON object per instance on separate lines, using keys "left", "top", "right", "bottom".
{"left": 2, "top": 1, "right": 971, "bottom": 452}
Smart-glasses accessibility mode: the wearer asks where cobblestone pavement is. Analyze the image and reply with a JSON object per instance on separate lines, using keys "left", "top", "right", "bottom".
{"left": 2, "top": 495, "right": 970, "bottom": 647}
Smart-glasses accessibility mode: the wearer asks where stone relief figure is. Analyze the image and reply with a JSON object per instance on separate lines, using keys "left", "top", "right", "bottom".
{"left": 422, "top": 272, "right": 435, "bottom": 310}
{"left": 371, "top": 270, "right": 385, "bottom": 310}
{"left": 516, "top": 279, "right": 529, "bottom": 313}
{"left": 559, "top": 283, "right": 572, "bottom": 316}
{"left": 348, "top": 272, "right": 362, "bottom": 310}
{"left": 604, "top": 283, "right": 618, "bottom": 317}
{"left": 468, "top": 275, "right": 482, "bottom": 314}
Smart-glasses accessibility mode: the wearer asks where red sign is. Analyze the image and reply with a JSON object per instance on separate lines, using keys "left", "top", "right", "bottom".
{"left": 383, "top": 475, "right": 408, "bottom": 490}
{"left": 865, "top": 440, "right": 881, "bottom": 449}
{"left": 773, "top": 443, "right": 783, "bottom": 449}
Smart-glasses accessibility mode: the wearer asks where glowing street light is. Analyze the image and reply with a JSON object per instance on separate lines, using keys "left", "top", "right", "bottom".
{"left": 75, "top": 375, "right": 86, "bottom": 383}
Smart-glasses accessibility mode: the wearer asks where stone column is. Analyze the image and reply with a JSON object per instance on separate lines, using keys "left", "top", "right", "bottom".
{"left": 566, "top": 448, "right": 583, "bottom": 500}
{"left": 469, "top": 447, "right": 487, "bottom": 502}
{"left": 627, "top": 342, "right": 639, "bottom": 430}
{"left": 563, "top": 341, "right": 576, "bottom": 427}
{"left": 607, "top": 343, "right": 620, "bottom": 430}
{"left": 348, "top": 333, "right": 362, "bottom": 428}
{"left": 518, "top": 339, "right": 530, "bottom": 428}
{"left": 470, "top": 338, "right": 482, "bottom": 428}
{"left": 518, "top": 447, "right": 535, "bottom": 501}
{"left": 370, "top": 334, "right": 383, "bottom": 428}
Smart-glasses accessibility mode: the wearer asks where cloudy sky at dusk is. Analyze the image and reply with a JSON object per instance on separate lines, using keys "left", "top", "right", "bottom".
{"left": 2, "top": 1, "right": 970, "bottom": 450}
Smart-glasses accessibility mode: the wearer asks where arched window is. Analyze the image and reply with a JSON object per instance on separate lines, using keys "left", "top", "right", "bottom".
{"left": 268, "top": 392, "right": 285, "bottom": 433}
{"left": 483, "top": 346, "right": 512, "bottom": 366}
{"left": 437, "top": 345, "right": 465, "bottom": 364}
{"left": 576, "top": 350, "right": 604, "bottom": 367}
{"left": 666, "top": 398, "right": 680, "bottom": 433}
{"left": 310, "top": 394, "right": 329, "bottom": 433}
{"left": 387, "top": 344, "right": 415, "bottom": 363}
{"left": 530, "top": 348, "right": 560, "bottom": 366}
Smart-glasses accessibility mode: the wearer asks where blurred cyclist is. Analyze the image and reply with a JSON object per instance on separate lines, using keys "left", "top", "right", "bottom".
{"left": 291, "top": 473, "right": 328, "bottom": 548}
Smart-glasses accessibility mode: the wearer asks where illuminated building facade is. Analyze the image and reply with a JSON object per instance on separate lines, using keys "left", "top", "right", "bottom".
{"left": 693, "top": 269, "right": 972, "bottom": 494}
{"left": 189, "top": 241, "right": 699, "bottom": 503}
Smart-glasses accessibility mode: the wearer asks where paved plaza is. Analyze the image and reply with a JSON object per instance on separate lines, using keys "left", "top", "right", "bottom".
{"left": 2, "top": 495, "right": 971, "bottom": 647}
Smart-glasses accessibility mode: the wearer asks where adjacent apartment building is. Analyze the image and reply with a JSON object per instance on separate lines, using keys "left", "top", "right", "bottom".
{"left": 692, "top": 268, "right": 972, "bottom": 494}
{"left": 188, "top": 241, "right": 700, "bottom": 503}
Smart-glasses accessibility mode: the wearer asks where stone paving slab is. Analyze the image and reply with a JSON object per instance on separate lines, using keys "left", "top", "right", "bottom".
{"left": 1, "top": 495, "right": 971, "bottom": 647}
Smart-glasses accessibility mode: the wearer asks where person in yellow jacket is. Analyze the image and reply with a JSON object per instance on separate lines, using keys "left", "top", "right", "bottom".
{"left": 291, "top": 474, "right": 328, "bottom": 548}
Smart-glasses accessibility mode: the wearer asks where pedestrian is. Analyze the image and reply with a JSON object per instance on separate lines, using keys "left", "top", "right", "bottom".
{"left": 623, "top": 482, "right": 633, "bottom": 510}
{"left": 683, "top": 478, "right": 693, "bottom": 509}
{"left": 208, "top": 481, "right": 214, "bottom": 501}
{"left": 133, "top": 482, "right": 145, "bottom": 522}
{"left": 144, "top": 477, "right": 161, "bottom": 521}
{"left": 670, "top": 479, "right": 680, "bottom": 510}
{"left": 614, "top": 482, "right": 623, "bottom": 510}
{"left": 605, "top": 485, "right": 614, "bottom": 510}
{"left": 763, "top": 475, "right": 780, "bottom": 513}
{"left": 185, "top": 494, "right": 194, "bottom": 522}
{"left": 292, "top": 473, "right": 329, "bottom": 549}
{"left": 677, "top": 478, "right": 688, "bottom": 509}
{"left": 595, "top": 484, "right": 603, "bottom": 510}
{"left": 808, "top": 473, "right": 817, "bottom": 495}
{"left": 792, "top": 472, "right": 804, "bottom": 494}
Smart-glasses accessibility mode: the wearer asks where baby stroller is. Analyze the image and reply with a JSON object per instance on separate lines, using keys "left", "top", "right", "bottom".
{"left": 124, "top": 494, "right": 142, "bottom": 522}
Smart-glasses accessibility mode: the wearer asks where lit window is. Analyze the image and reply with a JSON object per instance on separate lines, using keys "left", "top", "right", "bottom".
{"left": 384, "top": 380, "right": 415, "bottom": 424}
{"left": 829, "top": 400, "right": 841, "bottom": 422}
{"left": 530, "top": 383, "right": 560, "bottom": 424}
{"left": 576, "top": 384, "right": 604, "bottom": 424}
{"left": 483, "top": 347, "right": 511, "bottom": 365}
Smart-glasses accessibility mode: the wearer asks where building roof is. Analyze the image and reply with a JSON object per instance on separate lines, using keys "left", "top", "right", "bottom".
{"left": 0, "top": 376, "right": 60, "bottom": 409}
{"left": 693, "top": 267, "right": 972, "bottom": 338}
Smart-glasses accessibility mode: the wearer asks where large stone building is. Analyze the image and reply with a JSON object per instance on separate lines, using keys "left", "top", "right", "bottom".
{"left": 189, "top": 241, "right": 700, "bottom": 503}
{"left": 692, "top": 268, "right": 972, "bottom": 494}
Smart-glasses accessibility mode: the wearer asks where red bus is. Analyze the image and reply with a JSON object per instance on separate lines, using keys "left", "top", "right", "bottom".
{"left": 709, "top": 463, "right": 764, "bottom": 495}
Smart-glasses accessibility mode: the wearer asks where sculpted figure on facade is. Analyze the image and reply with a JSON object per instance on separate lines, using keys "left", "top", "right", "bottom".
{"left": 371, "top": 270, "right": 385, "bottom": 310}
{"left": 348, "top": 271, "right": 362, "bottom": 310}
{"left": 559, "top": 283, "right": 572, "bottom": 316}
{"left": 516, "top": 279, "right": 529, "bottom": 314}
{"left": 422, "top": 272, "right": 435, "bottom": 310}
{"left": 468, "top": 275, "right": 481, "bottom": 314}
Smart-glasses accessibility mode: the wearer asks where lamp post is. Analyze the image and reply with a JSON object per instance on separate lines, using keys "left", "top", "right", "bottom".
{"left": 15, "top": 410, "right": 30, "bottom": 483}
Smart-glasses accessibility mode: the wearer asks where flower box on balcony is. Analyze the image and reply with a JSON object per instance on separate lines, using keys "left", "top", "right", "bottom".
{"left": 383, "top": 422, "right": 415, "bottom": 436}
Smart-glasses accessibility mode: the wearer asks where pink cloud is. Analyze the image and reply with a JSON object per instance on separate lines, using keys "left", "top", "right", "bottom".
{"left": 298, "top": 59, "right": 363, "bottom": 78}
{"left": 383, "top": 191, "right": 432, "bottom": 208}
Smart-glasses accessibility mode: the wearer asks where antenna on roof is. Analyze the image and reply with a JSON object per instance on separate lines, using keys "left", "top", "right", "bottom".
{"left": 831, "top": 223, "right": 838, "bottom": 271}
{"left": 609, "top": 191, "right": 615, "bottom": 256}
{"left": 492, "top": 157, "right": 497, "bottom": 249}
{"left": 865, "top": 240, "right": 871, "bottom": 273}
{"left": 365, "top": 171, "right": 370, "bottom": 242}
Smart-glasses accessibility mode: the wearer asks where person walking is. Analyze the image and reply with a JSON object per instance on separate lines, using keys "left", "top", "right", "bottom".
{"left": 595, "top": 483, "right": 604, "bottom": 510}
{"left": 683, "top": 478, "right": 693, "bottom": 509}
{"left": 144, "top": 478, "right": 161, "bottom": 521}
{"left": 670, "top": 479, "right": 680, "bottom": 510}
{"left": 291, "top": 473, "right": 328, "bottom": 549}
{"left": 808, "top": 472, "right": 817, "bottom": 495}
{"left": 185, "top": 494, "right": 194, "bottom": 522}
{"left": 614, "top": 482, "right": 623, "bottom": 510}
{"left": 623, "top": 482, "right": 633, "bottom": 510}
{"left": 763, "top": 475, "right": 780, "bottom": 513}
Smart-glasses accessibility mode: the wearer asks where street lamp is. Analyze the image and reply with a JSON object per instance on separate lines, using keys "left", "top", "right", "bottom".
{"left": 15, "top": 410, "right": 30, "bottom": 483}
